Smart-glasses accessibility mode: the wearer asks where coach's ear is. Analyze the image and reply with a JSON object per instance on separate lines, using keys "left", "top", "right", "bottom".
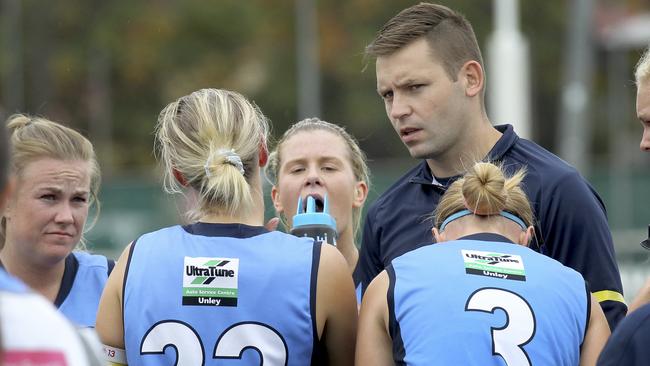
{"left": 459, "top": 60, "right": 484, "bottom": 98}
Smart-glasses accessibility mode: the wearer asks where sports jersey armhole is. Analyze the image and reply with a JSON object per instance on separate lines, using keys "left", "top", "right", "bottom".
{"left": 352, "top": 260, "right": 362, "bottom": 289}
{"left": 309, "top": 242, "right": 326, "bottom": 365}
{"left": 583, "top": 280, "right": 591, "bottom": 346}
{"left": 107, "top": 259, "right": 116, "bottom": 277}
{"left": 387, "top": 264, "right": 405, "bottom": 362}
{"left": 54, "top": 253, "right": 79, "bottom": 308}
{"left": 121, "top": 239, "right": 139, "bottom": 327}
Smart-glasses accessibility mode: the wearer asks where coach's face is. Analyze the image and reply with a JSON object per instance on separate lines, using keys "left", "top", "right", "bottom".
{"left": 636, "top": 80, "right": 650, "bottom": 152}
{"left": 375, "top": 38, "right": 469, "bottom": 161}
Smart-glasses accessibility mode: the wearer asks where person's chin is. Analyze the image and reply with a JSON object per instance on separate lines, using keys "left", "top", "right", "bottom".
{"left": 42, "top": 240, "right": 76, "bottom": 256}
{"left": 402, "top": 141, "right": 423, "bottom": 158}
{"left": 37, "top": 248, "right": 73, "bottom": 266}
{"left": 407, "top": 148, "right": 431, "bottom": 160}
{"left": 405, "top": 142, "right": 439, "bottom": 160}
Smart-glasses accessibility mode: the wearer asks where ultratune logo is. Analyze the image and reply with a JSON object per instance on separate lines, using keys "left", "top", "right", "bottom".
{"left": 462, "top": 250, "right": 526, "bottom": 282}
{"left": 186, "top": 260, "right": 234, "bottom": 285}
{"left": 464, "top": 253, "right": 520, "bottom": 265}
{"left": 183, "top": 257, "right": 239, "bottom": 307}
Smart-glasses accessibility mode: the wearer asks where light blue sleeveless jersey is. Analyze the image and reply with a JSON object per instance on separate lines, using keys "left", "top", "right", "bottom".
{"left": 0, "top": 268, "right": 28, "bottom": 293}
{"left": 58, "top": 251, "right": 109, "bottom": 327}
{"left": 123, "top": 223, "right": 319, "bottom": 366}
{"left": 389, "top": 233, "right": 588, "bottom": 366}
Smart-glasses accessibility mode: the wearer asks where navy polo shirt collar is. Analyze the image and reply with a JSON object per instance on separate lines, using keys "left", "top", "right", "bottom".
{"left": 487, "top": 124, "right": 519, "bottom": 161}
{"left": 408, "top": 124, "right": 518, "bottom": 186}
{"left": 408, "top": 160, "right": 437, "bottom": 185}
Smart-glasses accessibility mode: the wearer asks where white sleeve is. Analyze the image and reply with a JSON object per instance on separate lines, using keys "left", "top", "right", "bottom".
{"left": 0, "top": 291, "right": 98, "bottom": 366}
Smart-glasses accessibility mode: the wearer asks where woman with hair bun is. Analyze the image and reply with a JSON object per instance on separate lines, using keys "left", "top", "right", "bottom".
{"left": 1, "top": 114, "right": 111, "bottom": 328}
{"left": 356, "top": 161, "right": 610, "bottom": 366}
{"left": 96, "top": 88, "right": 357, "bottom": 366}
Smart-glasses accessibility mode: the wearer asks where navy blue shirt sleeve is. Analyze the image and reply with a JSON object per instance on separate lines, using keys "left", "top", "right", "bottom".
{"left": 539, "top": 169, "right": 626, "bottom": 330}
{"left": 597, "top": 303, "right": 650, "bottom": 365}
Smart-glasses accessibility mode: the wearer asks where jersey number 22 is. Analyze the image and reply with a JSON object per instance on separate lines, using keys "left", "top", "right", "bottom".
{"left": 141, "top": 320, "right": 288, "bottom": 365}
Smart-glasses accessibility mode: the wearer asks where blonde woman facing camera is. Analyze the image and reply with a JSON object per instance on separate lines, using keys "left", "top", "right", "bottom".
{"left": 266, "top": 118, "right": 369, "bottom": 296}
{"left": 0, "top": 114, "right": 104, "bottom": 365}
{"left": 0, "top": 114, "right": 111, "bottom": 328}
{"left": 356, "top": 162, "right": 610, "bottom": 366}
{"left": 97, "top": 89, "right": 357, "bottom": 366}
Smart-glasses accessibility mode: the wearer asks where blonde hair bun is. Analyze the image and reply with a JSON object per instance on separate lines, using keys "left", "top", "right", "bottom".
{"left": 461, "top": 162, "right": 507, "bottom": 215}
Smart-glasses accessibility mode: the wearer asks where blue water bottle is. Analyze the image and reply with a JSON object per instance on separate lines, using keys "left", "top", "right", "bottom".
{"left": 290, "top": 195, "right": 337, "bottom": 246}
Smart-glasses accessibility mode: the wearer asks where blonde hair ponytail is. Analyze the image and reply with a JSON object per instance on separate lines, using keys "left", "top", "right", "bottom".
{"left": 155, "top": 89, "right": 269, "bottom": 219}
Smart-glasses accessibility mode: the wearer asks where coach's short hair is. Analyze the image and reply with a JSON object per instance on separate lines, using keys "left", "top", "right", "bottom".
{"left": 365, "top": 2, "right": 483, "bottom": 81}
{"left": 635, "top": 47, "right": 650, "bottom": 84}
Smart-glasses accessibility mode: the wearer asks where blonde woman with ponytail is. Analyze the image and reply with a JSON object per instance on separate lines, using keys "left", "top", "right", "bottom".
{"left": 357, "top": 161, "right": 610, "bottom": 366}
{"left": 96, "top": 89, "right": 357, "bottom": 366}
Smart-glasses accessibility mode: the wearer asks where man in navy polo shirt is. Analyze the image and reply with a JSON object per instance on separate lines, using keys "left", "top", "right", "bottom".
{"left": 597, "top": 46, "right": 650, "bottom": 365}
{"left": 358, "top": 2, "right": 626, "bottom": 330}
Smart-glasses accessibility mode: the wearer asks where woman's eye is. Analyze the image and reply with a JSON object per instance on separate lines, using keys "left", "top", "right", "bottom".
{"left": 40, "top": 194, "right": 56, "bottom": 201}
{"left": 73, "top": 196, "right": 88, "bottom": 203}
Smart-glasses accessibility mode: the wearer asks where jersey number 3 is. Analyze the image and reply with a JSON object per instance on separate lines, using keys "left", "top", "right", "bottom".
{"left": 465, "top": 287, "right": 536, "bottom": 366}
{"left": 141, "top": 320, "right": 288, "bottom": 365}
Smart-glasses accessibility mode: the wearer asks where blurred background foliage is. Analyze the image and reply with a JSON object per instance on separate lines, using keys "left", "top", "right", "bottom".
{"left": 2, "top": 0, "right": 589, "bottom": 167}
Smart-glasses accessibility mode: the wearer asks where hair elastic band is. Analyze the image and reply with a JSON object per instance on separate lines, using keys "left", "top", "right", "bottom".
{"left": 439, "top": 209, "right": 527, "bottom": 232}
{"left": 205, "top": 149, "right": 245, "bottom": 177}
